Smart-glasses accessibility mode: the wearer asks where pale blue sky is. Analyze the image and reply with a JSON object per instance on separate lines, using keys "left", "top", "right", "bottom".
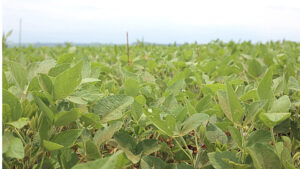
{"left": 3, "top": 0, "right": 300, "bottom": 44}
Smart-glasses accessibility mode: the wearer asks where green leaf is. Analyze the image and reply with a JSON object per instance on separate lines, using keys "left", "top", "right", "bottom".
{"left": 7, "top": 118, "right": 29, "bottom": 129}
{"left": 3, "top": 132, "right": 24, "bottom": 159}
{"left": 226, "top": 82, "right": 244, "bottom": 124}
{"left": 52, "top": 129, "right": 83, "bottom": 147}
{"left": 222, "top": 158, "right": 251, "bottom": 169}
{"left": 246, "top": 130, "right": 272, "bottom": 147}
{"left": 10, "top": 61, "right": 28, "bottom": 90}
{"left": 269, "top": 95, "right": 291, "bottom": 113}
{"left": 54, "top": 109, "right": 80, "bottom": 126}
{"left": 240, "top": 89, "right": 259, "bottom": 101}
{"left": 39, "top": 115, "right": 51, "bottom": 140}
{"left": 28, "top": 76, "right": 41, "bottom": 92}
{"left": 124, "top": 78, "right": 140, "bottom": 96}
{"left": 57, "top": 53, "right": 74, "bottom": 64}
{"left": 144, "top": 108, "right": 176, "bottom": 136}
{"left": 58, "top": 149, "right": 79, "bottom": 169}
{"left": 257, "top": 68, "right": 274, "bottom": 100}
{"left": 48, "top": 63, "right": 71, "bottom": 77}
{"left": 81, "top": 78, "right": 101, "bottom": 84}
{"left": 138, "top": 139, "right": 161, "bottom": 156}
{"left": 38, "top": 73, "right": 53, "bottom": 94}
{"left": 94, "top": 95, "right": 134, "bottom": 123}
{"left": 184, "top": 98, "right": 198, "bottom": 115}
{"left": 207, "top": 151, "right": 239, "bottom": 169}
{"left": 247, "top": 59, "right": 262, "bottom": 77}
{"left": 93, "top": 121, "right": 122, "bottom": 147}
{"left": 259, "top": 112, "right": 291, "bottom": 128}
{"left": 53, "top": 61, "right": 83, "bottom": 100}
{"left": 228, "top": 126, "right": 242, "bottom": 148}
{"left": 3, "top": 72, "right": 8, "bottom": 90}
{"left": 80, "top": 113, "right": 102, "bottom": 129}
{"left": 86, "top": 140, "right": 101, "bottom": 160}
{"left": 43, "top": 140, "right": 64, "bottom": 151}
{"left": 180, "top": 113, "right": 209, "bottom": 136}
{"left": 196, "top": 96, "right": 211, "bottom": 113}
{"left": 33, "top": 94, "right": 54, "bottom": 123}
{"left": 72, "top": 151, "right": 121, "bottom": 169}
{"left": 2, "top": 104, "right": 11, "bottom": 123}
{"left": 141, "top": 156, "right": 166, "bottom": 169}
{"left": 217, "top": 90, "right": 232, "bottom": 122}
{"left": 206, "top": 123, "right": 228, "bottom": 144}
{"left": 3, "top": 89, "right": 22, "bottom": 121}
{"left": 66, "top": 96, "right": 88, "bottom": 105}
{"left": 288, "top": 76, "right": 300, "bottom": 91}
{"left": 245, "top": 100, "right": 265, "bottom": 124}
{"left": 113, "top": 131, "right": 141, "bottom": 163}
{"left": 247, "top": 143, "right": 281, "bottom": 169}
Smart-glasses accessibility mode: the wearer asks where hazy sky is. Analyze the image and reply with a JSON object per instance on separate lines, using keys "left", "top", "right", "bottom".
{"left": 2, "top": 0, "right": 300, "bottom": 44}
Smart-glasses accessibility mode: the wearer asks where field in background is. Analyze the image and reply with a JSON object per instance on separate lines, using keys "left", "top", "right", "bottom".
{"left": 2, "top": 41, "right": 300, "bottom": 169}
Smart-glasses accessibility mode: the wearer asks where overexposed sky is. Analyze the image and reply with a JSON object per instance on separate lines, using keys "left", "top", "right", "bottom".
{"left": 2, "top": 0, "right": 300, "bottom": 43}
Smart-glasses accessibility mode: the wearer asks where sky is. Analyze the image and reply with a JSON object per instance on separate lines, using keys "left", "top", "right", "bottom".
{"left": 2, "top": 0, "right": 300, "bottom": 44}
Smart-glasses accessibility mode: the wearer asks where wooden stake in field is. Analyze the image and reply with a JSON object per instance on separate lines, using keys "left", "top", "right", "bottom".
{"left": 126, "top": 32, "right": 130, "bottom": 65}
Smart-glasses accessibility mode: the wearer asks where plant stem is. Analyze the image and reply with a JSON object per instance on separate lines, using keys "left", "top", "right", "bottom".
{"left": 270, "top": 127, "right": 276, "bottom": 145}
{"left": 14, "top": 128, "right": 26, "bottom": 145}
{"left": 3, "top": 160, "right": 11, "bottom": 169}
{"left": 180, "top": 136, "right": 194, "bottom": 165}
{"left": 39, "top": 152, "right": 45, "bottom": 169}
{"left": 174, "top": 138, "right": 194, "bottom": 164}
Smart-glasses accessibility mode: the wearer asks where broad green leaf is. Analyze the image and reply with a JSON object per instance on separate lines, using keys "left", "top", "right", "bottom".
{"left": 3, "top": 72, "right": 8, "bottom": 90}
{"left": 217, "top": 90, "right": 232, "bottom": 121}
{"left": 80, "top": 113, "right": 102, "bottom": 129}
{"left": 257, "top": 68, "right": 274, "bottom": 100}
{"left": 222, "top": 158, "right": 251, "bottom": 169}
{"left": 38, "top": 73, "right": 53, "bottom": 94}
{"left": 247, "top": 143, "right": 281, "bottom": 169}
{"left": 55, "top": 109, "right": 80, "bottom": 126}
{"left": 226, "top": 82, "right": 244, "bottom": 124}
{"left": 259, "top": 112, "right": 291, "bottom": 128}
{"left": 246, "top": 130, "right": 272, "bottom": 147}
{"left": 7, "top": 118, "right": 29, "bottom": 129}
{"left": 144, "top": 109, "right": 176, "bottom": 136}
{"left": 228, "top": 126, "right": 242, "bottom": 148}
{"left": 58, "top": 149, "right": 79, "bottom": 169}
{"left": 48, "top": 63, "right": 71, "bottom": 77}
{"left": 114, "top": 131, "right": 141, "bottom": 163}
{"left": 39, "top": 115, "right": 51, "bottom": 140}
{"left": 207, "top": 151, "right": 239, "bottom": 169}
{"left": 269, "top": 95, "right": 291, "bottom": 113}
{"left": 3, "top": 104, "right": 11, "bottom": 123}
{"left": 86, "top": 140, "right": 101, "bottom": 160}
{"left": 247, "top": 59, "right": 262, "bottom": 77}
{"left": 93, "top": 121, "right": 122, "bottom": 147}
{"left": 240, "top": 89, "right": 259, "bottom": 101}
{"left": 72, "top": 151, "right": 121, "bottom": 169}
{"left": 53, "top": 61, "right": 83, "bottom": 100}
{"left": 184, "top": 98, "right": 198, "bottom": 115}
{"left": 3, "top": 133, "right": 24, "bottom": 159}
{"left": 52, "top": 129, "right": 83, "bottom": 147}
{"left": 94, "top": 95, "right": 134, "bottom": 122}
{"left": 33, "top": 94, "right": 54, "bottom": 123}
{"left": 166, "top": 163, "right": 195, "bottom": 169}
{"left": 3, "top": 89, "right": 22, "bottom": 121}
{"left": 141, "top": 156, "right": 166, "bottom": 169}
{"left": 115, "top": 152, "right": 131, "bottom": 169}
{"left": 57, "top": 53, "right": 74, "bottom": 64}
{"left": 43, "top": 140, "right": 64, "bottom": 151}
{"left": 245, "top": 100, "right": 265, "bottom": 124}
{"left": 288, "top": 76, "right": 300, "bottom": 91}
{"left": 206, "top": 123, "right": 228, "bottom": 144}
{"left": 196, "top": 96, "right": 211, "bottom": 113}
{"left": 10, "top": 61, "right": 28, "bottom": 90}
{"left": 124, "top": 78, "right": 140, "bottom": 96}
{"left": 81, "top": 78, "right": 100, "bottom": 84}
{"left": 180, "top": 113, "right": 209, "bottom": 136}
{"left": 66, "top": 96, "right": 88, "bottom": 105}
{"left": 137, "top": 139, "right": 161, "bottom": 156}
{"left": 28, "top": 76, "right": 41, "bottom": 92}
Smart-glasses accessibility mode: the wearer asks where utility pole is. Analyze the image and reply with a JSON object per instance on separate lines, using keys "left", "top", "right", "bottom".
{"left": 19, "top": 18, "right": 22, "bottom": 47}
